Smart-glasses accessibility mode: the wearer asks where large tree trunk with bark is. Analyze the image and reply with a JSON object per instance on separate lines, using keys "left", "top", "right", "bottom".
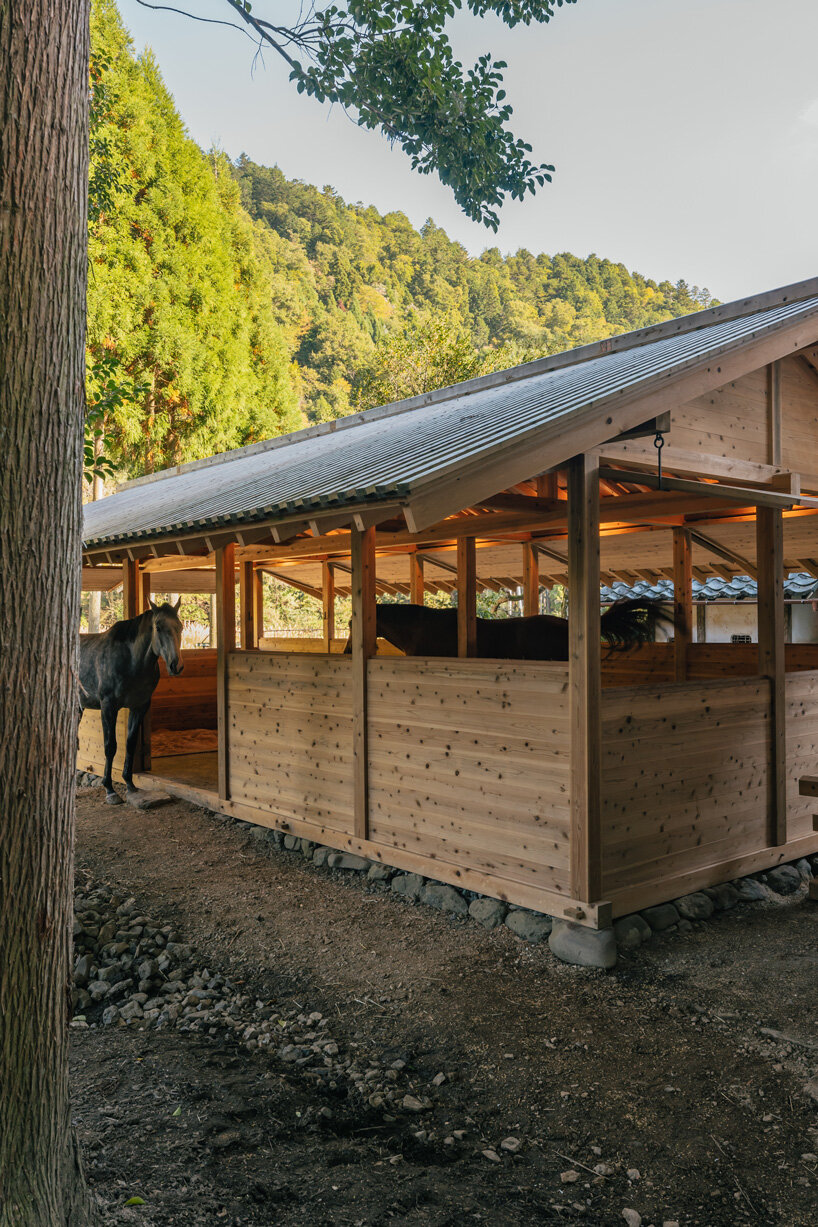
{"left": 0, "top": 2, "right": 94, "bottom": 1223}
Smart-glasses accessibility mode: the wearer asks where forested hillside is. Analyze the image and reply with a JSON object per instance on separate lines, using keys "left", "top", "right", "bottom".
{"left": 88, "top": 0, "right": 716, "bottom": 479}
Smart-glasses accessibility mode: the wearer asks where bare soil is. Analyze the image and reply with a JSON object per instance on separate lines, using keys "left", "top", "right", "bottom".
{"left": 72, "top": 789, "right": 818, "bottom": 1225}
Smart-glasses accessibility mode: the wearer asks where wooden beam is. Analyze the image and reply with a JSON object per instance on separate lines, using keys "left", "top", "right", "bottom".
{"left": 768, "top": 360, "right": 782, "bottom": 467}
{"left": 322, "top": 560, "right": 335, "bottom": 651}
{"left": 757, "top": 507, "right": 787, "bottom": 846}
{"left": 522, "top": 542, "right": 539, "bottom": 616}
{"left": 598, "top": 466, "right": 805, "bottom": 509}
{"left": 672, "top": 527, "right": 692, "bottom": 682}
{"left": 600, "top": 443, "right": 792, "bottom": 489}
{"left": 409, "top": 552, "right": 424, "bottom": 604}
{"left": 351, "top": 526, "right": 376, "bottom": 840}
{"left": 567, "top": 454, "right": 602, "bottom": 905}
{"left": 457, "top": 537, "right": 477, "bottom": 657}
{"left": 237, "top": 559, "right": 257, "bottom": 652}
{"left": 122, "top": 559, "right": 139, "bottom": 619}
{"left": 216, "top": 543, "right": 236, "bottom": 801}
{"left": 687, "top": 528, "right": 758, "bottom": 580}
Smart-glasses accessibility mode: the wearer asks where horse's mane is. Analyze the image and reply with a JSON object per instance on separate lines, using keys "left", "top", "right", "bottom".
{"left": 107, "top": 609, "right": 153, "bottom": 643}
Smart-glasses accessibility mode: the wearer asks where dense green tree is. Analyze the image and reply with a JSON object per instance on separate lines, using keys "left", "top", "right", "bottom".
{"left": 88, "top": 1, "right": 300, "bottom": 474}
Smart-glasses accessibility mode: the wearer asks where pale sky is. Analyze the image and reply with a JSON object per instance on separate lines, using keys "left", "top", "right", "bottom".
{"left": 119, "top": 0, "right": 818, "bottom": 302}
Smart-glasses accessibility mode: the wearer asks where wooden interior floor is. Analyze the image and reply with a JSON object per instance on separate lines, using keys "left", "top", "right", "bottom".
{"left": 145, "top": 751, "right": 218, "bottom": 799}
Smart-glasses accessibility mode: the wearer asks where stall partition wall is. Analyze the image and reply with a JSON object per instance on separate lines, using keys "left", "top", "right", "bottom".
{"left": 225, "top": 651, "right": 573, "bottom": 913}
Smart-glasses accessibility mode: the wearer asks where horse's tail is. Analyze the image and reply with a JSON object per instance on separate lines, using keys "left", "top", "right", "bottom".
{"left": 600, "top": 598, "right": 672, "bottom": 649}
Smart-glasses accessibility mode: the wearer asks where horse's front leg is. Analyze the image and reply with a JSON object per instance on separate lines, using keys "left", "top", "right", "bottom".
{"left": 100, "top": 699, "right": 123, "bottom": 805}
{"left": 122, "top": 703, "right": 149, "bottom": 795}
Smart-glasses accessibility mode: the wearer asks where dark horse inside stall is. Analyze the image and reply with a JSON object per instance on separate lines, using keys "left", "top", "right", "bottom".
{"left": 345, "top": 599, "right": 668, "bottom": 659}
{"left": 79, "top": 600, "right": 184, "bottom": 804}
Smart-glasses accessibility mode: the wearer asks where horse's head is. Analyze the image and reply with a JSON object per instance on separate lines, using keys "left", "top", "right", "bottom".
{"left": 150, "top": 599, "right": 184, "bottom": 675}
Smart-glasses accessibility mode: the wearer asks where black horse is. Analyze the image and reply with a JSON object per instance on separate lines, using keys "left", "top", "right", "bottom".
{"left": 79, "top": 601, "right": 184, "bottom": 804}
{"left": 345, "top": 599, "right": 668, "bottom": 659}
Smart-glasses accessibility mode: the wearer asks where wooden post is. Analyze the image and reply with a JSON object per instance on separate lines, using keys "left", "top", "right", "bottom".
{"left": 139, "top": 569, "right": 151, "bottom": 615}
{"left": 351, "top": 526, "right": 376, "bottom": 839}
{"left": 567, "top": 454, "right": 602, "bottom": 905}
{"left": 254, "top": 568, "right": 265, "bottom": 643}
{"left": 239, "top": 560, "right": 257, "bottom": 650}
{"left": 697, "top": 603, "right": 706, "bottom": 644}
{"left": 457, "top": 537, "right": 477, "bottom": 657}
{"left": 409, "top": 552, "right": 424, "bottom": 605}
{"left": 322, "top": 560, "right": 335, "bottom": 652}
{"left": 757, "top": 506, "right": 787, "bottom": 846}
{"left": 522, "top": 542, "right": 539, "bottom": 617}
{"left": 672, "top": 527, "right": 692, "bottom": 681}
{"left": 122, "top": 559, "right": 139, "bottom": 620}
{"left": 768, "top": 360, "right": 782, "bottom": 466}
{"left": 216, "top": 543, "right": 236, "bottom": 801}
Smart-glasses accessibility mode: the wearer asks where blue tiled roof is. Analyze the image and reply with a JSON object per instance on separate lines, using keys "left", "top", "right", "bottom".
{"left": 601, "top": 573, "right": 818, "bottom": 604}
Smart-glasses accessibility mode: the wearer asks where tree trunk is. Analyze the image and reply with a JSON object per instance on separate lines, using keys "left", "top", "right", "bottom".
{"left": 0, "top": 2, "right": 95, "bottom": 1223}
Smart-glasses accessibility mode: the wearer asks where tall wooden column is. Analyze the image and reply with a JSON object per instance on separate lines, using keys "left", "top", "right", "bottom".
{"left": 672, "top": 527, "right": 692, "bottom": 681}
{"left": 567, "top": 454, "right": 602, "bottom": 904}
{"left": 757, "top": 506, "right": 787, "bottom": 846}
{"left": 216, "top": 543, "right": 236, "bottom": 801}
{"left": 351, "top": 526, "right": 376, "bottom": 839}
{"left": 457, "top": 537, "right": 477, "bottom": 657}
{"left": 768, "top": 360, "right": 782, "bottom": 466}
{"left": 410, "top": 552, "right": 424, "bottom": 605}
{"left": 522, "top": 543, "right": 539, "bottom": 617}
{"left": 122, "top": 559, "right": 139, "bottom": 619}
{"left": 254, "top": 568, "right": 265, "bottom": 644}
{"left": 140, "top": 568, "right": 151, "bottom": 614}
{"left": 322, "top": 560, "right": 335, "bottom": 652}
{"left": 239, "top": 560, "right": 258, "bottom": 650}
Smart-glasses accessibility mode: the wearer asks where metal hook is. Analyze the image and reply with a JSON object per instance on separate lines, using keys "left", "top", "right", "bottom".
{"left": 654, "top": 431, "right": 665, "bottom": 490}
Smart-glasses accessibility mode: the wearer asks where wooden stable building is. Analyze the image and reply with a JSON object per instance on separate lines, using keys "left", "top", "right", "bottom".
{"left": 79, "top": 278, "right": 818, "bottom": 931}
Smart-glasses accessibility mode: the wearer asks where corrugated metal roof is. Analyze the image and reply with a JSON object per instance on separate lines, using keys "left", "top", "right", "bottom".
{"left": 600, "top": 573, "right": 818, "bottom": 604}
{"left": 83, "top": 287, "right": 818, "bottom": 552}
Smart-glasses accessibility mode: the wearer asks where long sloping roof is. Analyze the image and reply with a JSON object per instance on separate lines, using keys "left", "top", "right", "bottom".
{"left": 83, "top": 278, "right": 818, "bottom": 552}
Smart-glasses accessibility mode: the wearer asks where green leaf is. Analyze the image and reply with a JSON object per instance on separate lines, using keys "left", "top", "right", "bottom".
{"left": 172, "top": 1105, "right": 182, "bottom": 1117}
{"left": 124, "top": 1196, "right": 146, "bottom": 1206}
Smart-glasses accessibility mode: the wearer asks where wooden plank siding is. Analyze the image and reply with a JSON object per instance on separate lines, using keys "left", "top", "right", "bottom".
{"left": 785, "top": 670, "right": 818, "bottom": 840}
{"left": 77, "top": 708, "right": 129, "bottom": 777}
{"left": 226, "top": 651, "right": 355, "bottom": 833}
{"left": 367, "top": 658, "right": 572, "bottom": 900}
{"left": 601, "top": 676, "right": 773, "bottom": 903}
{"left": 601, "top": 642, "right": 818, "bottom": 686}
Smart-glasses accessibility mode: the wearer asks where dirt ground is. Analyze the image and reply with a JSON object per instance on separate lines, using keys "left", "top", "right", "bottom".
{"left": 72, "top": 789, "right": 818, "bottom": 1226}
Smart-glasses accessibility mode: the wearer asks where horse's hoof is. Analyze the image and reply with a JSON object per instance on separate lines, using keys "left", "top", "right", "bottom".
{"left": 105, "top": 792, "right": 123, "bottom": 806}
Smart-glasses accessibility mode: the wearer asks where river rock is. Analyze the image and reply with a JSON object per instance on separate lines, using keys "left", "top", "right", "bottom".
{"left": 794, "top": 857, "right": 814, "bottom": 881}
{"left": 328, "top": 851, "right": 369, "bottom": 871}
{"left": 549, "top": 919, "right": 617, "bottom": 969}
{"left": 391, "top": 873, "right": 424, "bottom": 900}
{"left": 73, "top": 954, "right": 92, "bottom": 986}
{"left": 613, "top": 914, "right": 651, "bottom": 951}
{"left": 674, "top": 892, "right": 714, "bottom": 921}
{"left": 703, "top": 883, "right": 739, "bottom": 911}
{"left": 468, "top": 897, "right": 508, "bottom": 929}
{"left": 367, "top": 862, "right": 393, "bottom": 881}
{"left": 641, "top": 903, "right": 680, "bottom": 931}
{"left": 312, "top": 846, "right": 332, "bottom": 868}
{"left": 422, "top": 882, "right": 468, "bottom": 915}
{"left": 731, "top": 877, "right": 769, "bottom": 902}
{"left": 505, "top": 908, "right": 552, "bottom": 943}
{"left": 766, "top": 865, "right": 802, "bottom": 896}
